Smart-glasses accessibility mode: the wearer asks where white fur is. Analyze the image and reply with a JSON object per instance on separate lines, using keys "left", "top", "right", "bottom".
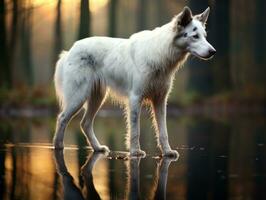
{"left": 53, "top": 7, "right": 215, "bottom": 157}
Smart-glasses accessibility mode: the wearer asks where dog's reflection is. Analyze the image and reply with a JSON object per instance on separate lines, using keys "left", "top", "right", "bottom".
{"left": 54, "top": 150, "right": 177, "bottom": 200}
{"left": 126, "top": 156, "right": 177, "bottom": 200}
{"left": 54, "top": 150, "right": 104, "bottom": 200}
{"left": 152, "top": 157, "right": 177, "bottom": 200}
{"left": 126, "top": 157, "right": 142, "bottom": 200}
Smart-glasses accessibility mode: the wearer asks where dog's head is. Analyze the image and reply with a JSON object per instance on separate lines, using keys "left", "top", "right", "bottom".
{"left": 173, "top": 6, "right": 216, "bottom": 60}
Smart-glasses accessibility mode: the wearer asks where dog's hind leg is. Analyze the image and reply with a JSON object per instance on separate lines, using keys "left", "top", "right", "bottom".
{"left": 53, "top": 81, "right": 89, "bottom": 149}
{"left": 54, "top": 100, "right": 87, "bottom": 149}
{"left": 80, "top": 82, "right": 109, "bottom": 152}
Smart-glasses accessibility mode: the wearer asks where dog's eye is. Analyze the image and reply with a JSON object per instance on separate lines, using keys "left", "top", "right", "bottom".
{"left": 193, "top": 34, "right": 199, "bottom": 39}
{"left": 183, "top": 33, "right": 187, "bottom": 37}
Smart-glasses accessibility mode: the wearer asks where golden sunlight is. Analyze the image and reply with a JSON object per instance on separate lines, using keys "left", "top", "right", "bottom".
{"left": 89, "top": 0, "right": 109, "bottom": 13}
{"left": 30, "top": 0, "right": 56, "bottom": 7}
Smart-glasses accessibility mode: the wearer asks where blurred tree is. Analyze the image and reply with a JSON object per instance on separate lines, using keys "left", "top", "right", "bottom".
{"left": 230, "top": 0, "right": 256, "bottom": 89}
{"left": 137, "top": 0, "right": 147, "bottom": 31}
{"left": 9, "top": 0, "right": 19, "bottom": 78}
{"left": 20, "top": 2, "right": 33, "bottom": 86}
{"left": 187, "top": 0, "right": 213, "bottom": 96}
{"left": 254, "top": 0, "right": 266, "bottom": 87}
{"left": 156, "top": 0, "right": 165, "bottom": 26}
{"left": 53, "top": 0, "right": 63, "bottom": 64}
{"left": 108, "top": 0, "right": 117, "bottom": 37}
{"left": 209, "top": 0, "right": 231, "bottom": 92}
{"left": 0, "top": 0, "right": 12, "bottom": 88}
{"left": 78, "top": 0, "right": 90, "bottom": 39}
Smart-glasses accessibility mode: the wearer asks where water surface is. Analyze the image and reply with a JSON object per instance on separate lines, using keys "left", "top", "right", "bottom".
{"left": 0, "top": 115, "right": 265, "bottom": 199}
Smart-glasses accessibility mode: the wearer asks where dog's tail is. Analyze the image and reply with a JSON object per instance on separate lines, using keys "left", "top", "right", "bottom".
{"left": 54, "top": 50, "right": 68, "bottom": 110}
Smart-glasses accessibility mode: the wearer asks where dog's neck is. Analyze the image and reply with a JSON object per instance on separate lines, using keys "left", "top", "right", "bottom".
{"left": 148, "top": 23, "right": 189, "bottom": 75}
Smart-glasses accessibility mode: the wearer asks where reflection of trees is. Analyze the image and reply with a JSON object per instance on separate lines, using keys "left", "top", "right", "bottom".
{"left": 186, "top": 120, "right": 230, "bottom": 199}
{"left": 0, "top": 123, "right": 12, "bottom": 199}
{"left": 0, "top": 148, "right": 6, "bottom": 199}
{"left": 78, "top": 0, "right": 90, "bottom": 39}
{"left": 228, "top": 118, "right": 266, "bottom": 199}
{"left": 210, "top": 122, "right": 230, "bottom": 200}
{"left": 187, "top": 120, "right": 212, "bottom": 199}
{"left": 10, "top": 148, "right": 17, "bottom": 199}
{"left": 5, "top": 121, "right": 32, "bottom": 199}
{"left": 254, "top": 121, "right": 266, "bottom": 200}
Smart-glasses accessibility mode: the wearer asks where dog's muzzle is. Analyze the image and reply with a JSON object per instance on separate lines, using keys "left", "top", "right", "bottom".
{"left": 208, "top": 48, "right": 216, "bottom": 57}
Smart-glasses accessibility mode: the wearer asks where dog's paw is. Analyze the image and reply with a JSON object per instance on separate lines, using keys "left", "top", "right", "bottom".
{"left": 94, "top": 145, "right": 110, "bottom": 153}
{"left": 130, "top": 149, "right": 146, "bottom": 158}
{"left": 163, "top": 150, "right": 179, "bottom": 158}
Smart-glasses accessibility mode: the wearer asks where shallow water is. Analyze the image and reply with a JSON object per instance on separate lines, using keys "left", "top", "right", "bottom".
{"left": 0, "top": 115, "right": 265, "bottom": 200}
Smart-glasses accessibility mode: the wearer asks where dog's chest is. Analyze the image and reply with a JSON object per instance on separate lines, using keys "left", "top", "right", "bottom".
{"left": 142, "top": 70, "right": 173, "bottom": 101}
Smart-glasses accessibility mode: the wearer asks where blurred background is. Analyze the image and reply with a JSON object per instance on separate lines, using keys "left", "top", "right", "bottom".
{"left": 0, "top": 1, "right": 266, "bottom": 200}
{"left": 0, "top": 0, "right": 265, "bottom": 110}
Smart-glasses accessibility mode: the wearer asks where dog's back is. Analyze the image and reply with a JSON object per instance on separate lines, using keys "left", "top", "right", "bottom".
{"left": 53, "top": 6, "right": 215, "bottom": 157}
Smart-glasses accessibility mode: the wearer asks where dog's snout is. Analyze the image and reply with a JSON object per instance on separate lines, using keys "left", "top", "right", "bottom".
{"left": 209, "top": 49, "right": 216, "bottom": 56}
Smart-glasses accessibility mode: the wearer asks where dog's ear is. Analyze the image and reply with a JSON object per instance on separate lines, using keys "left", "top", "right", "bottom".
{"left": 177, "top": 6, "right": 193, "bottom": 27}
{"left": 195, "top": 7, "right": 210, "bottom": 25}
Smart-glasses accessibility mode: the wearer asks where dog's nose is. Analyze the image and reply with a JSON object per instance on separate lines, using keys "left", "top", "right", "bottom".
{"left": 209, "top": 49, "right": 216, "bottom": 56}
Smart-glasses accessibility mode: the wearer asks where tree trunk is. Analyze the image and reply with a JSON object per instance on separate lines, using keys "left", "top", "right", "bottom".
{"left": 20, "top": 2, "right": 33, "bottom": 86}
{"left": 0, "top": 0, "right": 12, "bottom": 88}
{"left": 108, "top": 0, "right": 117, "bottom": 37}
{"left": 53, "top": 0, "right": 63, "bottom": 65}
{"left": 254, "top": 0, "right": 266, "bottom": 87}
{"left": 137, "top": 0, "right": 147, "bottom": 31}
{"left": 78, "top": 0, "right": 90, "bottom": 39}
{"left": 210, "top": 0, "right": 231, "bottom": 92}
{"left": 187, "top": 0, "right": 213, "bottom": 96}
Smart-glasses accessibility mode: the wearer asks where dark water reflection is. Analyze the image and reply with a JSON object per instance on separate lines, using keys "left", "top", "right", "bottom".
{"left": 0, "top": 115, "right": 266, "bottom": 199}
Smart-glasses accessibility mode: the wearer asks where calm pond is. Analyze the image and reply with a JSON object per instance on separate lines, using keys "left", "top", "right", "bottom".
{"left": 0, "top": 114, "right": 265, "bottom": 200}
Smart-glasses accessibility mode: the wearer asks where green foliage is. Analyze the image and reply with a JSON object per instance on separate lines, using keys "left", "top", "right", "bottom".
{"left": 179, "top": 90, "right": 205, "bottom": 106}
{"left": 207, "top": 85, "right": 266, "bottom": 105}
{"left": 0, "top": 85, "right": 57, "bottom": 107}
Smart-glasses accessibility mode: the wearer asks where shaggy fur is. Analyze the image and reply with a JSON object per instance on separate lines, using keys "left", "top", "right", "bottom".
{"left": 53, "top": 6, "right": 215, "bottom": 157}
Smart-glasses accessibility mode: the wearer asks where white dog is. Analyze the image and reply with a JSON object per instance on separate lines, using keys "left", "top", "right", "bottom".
{"left": 53, "top": 6, "right": 216, "bottom": 157}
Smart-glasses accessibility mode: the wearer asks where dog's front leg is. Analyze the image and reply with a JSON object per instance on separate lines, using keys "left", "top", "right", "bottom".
{"left": 153, "top": 100, "right": 179, "bottom": 157}
{"left": 128, "top": 95, "right": 146, "bottom": 157}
